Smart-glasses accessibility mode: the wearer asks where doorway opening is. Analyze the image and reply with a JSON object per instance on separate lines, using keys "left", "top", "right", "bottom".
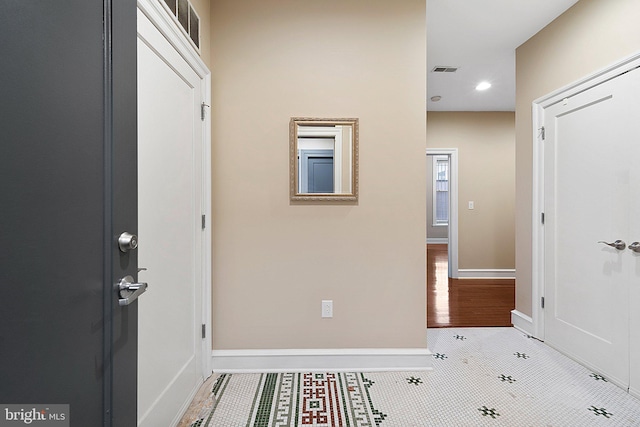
{"left": 426, "top": 241, "right": 515, "bottom": 328}
{"left": 426, "top": 148, "right": 514, "bottom": 328}
{"left": 426, "top": 149, "right": 458, "bottom": 278}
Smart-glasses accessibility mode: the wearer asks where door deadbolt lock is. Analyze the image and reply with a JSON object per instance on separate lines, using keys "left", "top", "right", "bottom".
{"left": 118, "top": 232, "right": 138, "bottom": 253}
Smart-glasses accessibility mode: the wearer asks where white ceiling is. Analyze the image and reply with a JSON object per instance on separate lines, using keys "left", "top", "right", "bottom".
{"left": 426, "top": 0, "right": 580, "bottom": 111}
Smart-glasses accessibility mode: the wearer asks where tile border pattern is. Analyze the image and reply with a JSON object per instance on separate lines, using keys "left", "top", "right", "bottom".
{"left": 192, "top": 372, "right": 385, "bottom": 426}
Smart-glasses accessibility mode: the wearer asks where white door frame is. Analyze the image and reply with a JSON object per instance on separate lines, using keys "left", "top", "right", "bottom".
{"left": 426, "top": 148, "right": 459, "bottom": 278}
{"left": 531, "top": 51, "right": 640, "bottom": 340}
{"left": 137, "top": 0, "right": 212, "bottom": 377}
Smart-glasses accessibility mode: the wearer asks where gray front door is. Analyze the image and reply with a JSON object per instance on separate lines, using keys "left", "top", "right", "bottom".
{"left": 0, "top": 1, "right": 138, "bottom": 425}
{"left": 308, "top": 157, "right": 334, "bottom": 193}
{"left": 300, "top": 149, "right": 334, "bottom": 193}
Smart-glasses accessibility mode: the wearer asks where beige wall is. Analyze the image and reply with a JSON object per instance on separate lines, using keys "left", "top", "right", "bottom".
{"left": 515, "top": 0, "right": 640, "bottom": 316}
{"left": 210, "top": 0, "right": 427, "bottom": 349}
{"left": 427, "top": 112, "right": 515, "bottom": 270}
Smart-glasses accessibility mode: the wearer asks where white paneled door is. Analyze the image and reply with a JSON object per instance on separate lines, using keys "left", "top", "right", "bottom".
{"left": 137, "top": 8, "right": 207, "bottom": 426}
{"left": 629, "top": 69, "right": 640, "bottom": 399}
{"left": 543, "top": 66, "right": 640, "bottom": 394}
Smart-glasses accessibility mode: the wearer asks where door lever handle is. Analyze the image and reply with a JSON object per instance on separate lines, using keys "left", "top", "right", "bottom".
{"left": 116, "top": 275, "right": 148, "bottom": 306}
{"left": 629, "top": 242, "right": 640, "bottom": 253}
{"left": 598, "top": 240, "right": 626, "bottom": 250}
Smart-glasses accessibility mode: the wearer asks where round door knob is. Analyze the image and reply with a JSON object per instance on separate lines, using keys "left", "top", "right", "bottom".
{"left": 118, "top": 232, "right": 138, "bottom": 252}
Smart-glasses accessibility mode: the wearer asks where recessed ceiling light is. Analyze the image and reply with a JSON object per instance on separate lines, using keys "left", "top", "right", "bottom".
{"left": 430, "top": 95, "right": 442, "bottom": 102}
{"left": 476, "top": 81, "right": 492, "bottom": 91}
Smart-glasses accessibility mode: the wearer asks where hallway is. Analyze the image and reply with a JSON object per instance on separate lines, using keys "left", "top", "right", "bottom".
{"left": 427, "top": 244, "right": 515, "bottom": 328}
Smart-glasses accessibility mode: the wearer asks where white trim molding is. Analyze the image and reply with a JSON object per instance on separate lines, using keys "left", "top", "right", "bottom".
{"left": 212, "top": 348, "right": 433, "bottom": 373}
{"left": 457, "top": 269, "right": 515, "bottom": 279}
{"left": 531, "top": 100, "right": 545, "bottom": 340}
{"left": 426, "top": 237, "right": 448, "bottom": 244}
{"left": 201, "top": 71, "right": 212, "bottom": 377}
{"left": 511, "top": 310, "right": 534, "bottom": 336}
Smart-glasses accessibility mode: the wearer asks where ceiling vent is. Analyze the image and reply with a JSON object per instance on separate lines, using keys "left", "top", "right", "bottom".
{"left": 432, "top": 66, "right": 459, "bottom": 73}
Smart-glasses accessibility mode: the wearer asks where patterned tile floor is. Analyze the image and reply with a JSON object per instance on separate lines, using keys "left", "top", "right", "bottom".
{"left": 184, "top": 328, "right": 640, "bottom": 426}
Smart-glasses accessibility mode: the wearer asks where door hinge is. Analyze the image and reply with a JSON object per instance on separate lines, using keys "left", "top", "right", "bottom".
{"left": 201, "top": 214, "right": 206, "bottom": 229}
{"left": 201, "top": 324, "right": 206, "bottom": 339}
{"left": 541, "top": 212, "right": 545, "bottom": 224}
{"left": 541, "top": 296, "right": 545, "bottom": 309}
{"left": 540, "top": 126, "right": 546, "bottom": 140}
{"left": 201, "top": 102, "right": 210, "bottom": 121}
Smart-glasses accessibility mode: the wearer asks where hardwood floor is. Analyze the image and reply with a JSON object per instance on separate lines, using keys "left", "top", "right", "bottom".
{"left": 427, "top": 244, "right": 515, "bottom": 328}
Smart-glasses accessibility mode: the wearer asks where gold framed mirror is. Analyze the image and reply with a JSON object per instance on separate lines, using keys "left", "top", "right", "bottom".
{"left": 290, "top": 117, "right": 359, "bottom": 202}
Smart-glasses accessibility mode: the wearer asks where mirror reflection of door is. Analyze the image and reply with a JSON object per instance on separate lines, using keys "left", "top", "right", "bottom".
{"left": 296, "top": 124, "right": 349, "bottom": 194}
{"left": 298, "top": 135, "right": 335, "bottom": 193}
{"left": 299, "top": 149, "right": 334, "bottom": 193}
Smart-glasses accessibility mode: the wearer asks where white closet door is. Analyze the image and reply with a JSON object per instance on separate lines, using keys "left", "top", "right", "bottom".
{"left": 137, "top": 8, "right": 205, "bottom": 426}
{"left": 629, "top": 69, "right": 640, "bottom": 398}
{"left": 544, "top": 67, "right": 640, "bottom": 390}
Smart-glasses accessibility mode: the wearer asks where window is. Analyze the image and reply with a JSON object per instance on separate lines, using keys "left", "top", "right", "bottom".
{"left": 163, "top": 0, "right": 200, "bottom": 51}
{"left": 433, "top": 155, "right": 449, "bottom": 226}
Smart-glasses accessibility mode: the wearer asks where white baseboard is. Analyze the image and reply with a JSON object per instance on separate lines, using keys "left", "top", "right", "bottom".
{"left": 457, "top": 269, "right": 515, "bottom": 279}
{"left": 511, "top": 310, "right": 533, "bottom": 335}
{"left": 630, "top": 386, "right": 639, "bottom": 400}
{"left": 426, "top": 238, "right": 448, "bottom": 244}
{"left": 211, "top": 348, "right": 433, "bottom": 373}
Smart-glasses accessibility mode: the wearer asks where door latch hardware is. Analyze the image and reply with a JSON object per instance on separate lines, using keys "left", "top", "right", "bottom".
{"left": 116, "top": 275, "right": 148, "bottom": 306}
{"left": 598, "top": 240, "right": 626, "bottom": 250}
{"left": 629, "top": 242, "right": 640, "bottom": 253}
{"left": 201, "top": 102, "right": 210, "bottom": 121}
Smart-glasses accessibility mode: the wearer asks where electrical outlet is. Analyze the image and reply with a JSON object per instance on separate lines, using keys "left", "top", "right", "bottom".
{"left": 321, "top": 300, "right": 333, "bottom": 318}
